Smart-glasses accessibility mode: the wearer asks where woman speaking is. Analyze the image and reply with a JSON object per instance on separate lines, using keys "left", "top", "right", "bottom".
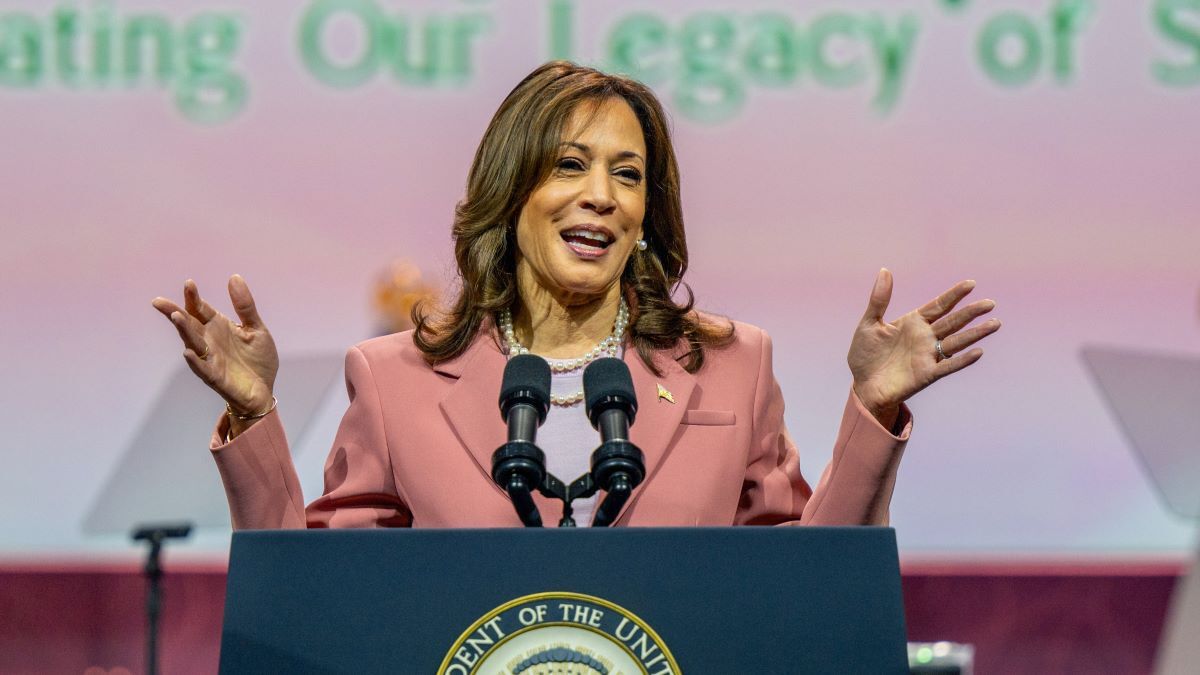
{"left": 152, "top": 61, "right": 999, "bottom": 530}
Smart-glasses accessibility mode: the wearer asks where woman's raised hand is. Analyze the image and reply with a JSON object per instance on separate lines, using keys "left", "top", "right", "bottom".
{"left": 847, "top": 269, "right": 1001, "bottom": 427}
{"left": 152, "top": 275, "right": 279, "bottom": 419}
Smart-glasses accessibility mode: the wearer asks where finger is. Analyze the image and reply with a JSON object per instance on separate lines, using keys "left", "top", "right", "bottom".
{"left": 930, "top": 299, "right": 996, "bottom": 339}
{"left": 917, "top": 280, "right": 976, "bottom": 323}
{"left": 170, "top": 310, "right": 209, "bottom": 357}
{"left": 932, "top": 347, "right": 984, "bottom": 379}
{"left": 860, "top": 268, "right": 893, "bottom": 324}
{"left": 940, "top": 319, "right": 1001, "bottom": 355}
{"left": 183, "top": 279, "right": 218, "bottom": 324}
{"left": 151, "top": 297, "right": 184, "bottom": 320}
{"left": 228, "top": 274, "right": 265, "bottom": 329}
{"left": 181, "top": 348, "right": 219, "bottom": 387}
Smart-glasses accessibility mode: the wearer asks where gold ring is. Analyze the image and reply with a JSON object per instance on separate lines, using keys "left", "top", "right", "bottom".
{"left": 197, "top": 344, "right": 211, "bottom": 361}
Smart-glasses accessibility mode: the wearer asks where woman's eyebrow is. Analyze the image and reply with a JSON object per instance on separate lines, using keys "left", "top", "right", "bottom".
{"left": 561, "top": 141, "right": 644, "bottom": 163}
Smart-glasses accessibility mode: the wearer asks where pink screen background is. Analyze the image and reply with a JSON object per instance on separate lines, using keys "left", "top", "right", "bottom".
{"left": 2, "top": 0, "right": 1197, "bottom": 560}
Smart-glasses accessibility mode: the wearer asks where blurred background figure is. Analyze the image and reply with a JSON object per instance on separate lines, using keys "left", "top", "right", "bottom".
{"left": 371, "top": 259, "right": 441, "bottom": 336}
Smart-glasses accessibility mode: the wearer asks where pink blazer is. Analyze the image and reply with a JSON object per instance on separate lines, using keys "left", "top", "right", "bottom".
{"left": 210, "top": 321, "right": 911, "bottom": 529}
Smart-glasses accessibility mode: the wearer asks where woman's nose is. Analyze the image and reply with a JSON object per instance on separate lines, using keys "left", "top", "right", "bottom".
{"left": 579, "top": 168, "right": 616, "bottom": 214}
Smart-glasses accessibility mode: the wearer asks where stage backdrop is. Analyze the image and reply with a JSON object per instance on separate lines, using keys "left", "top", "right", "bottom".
{"left": 2, "top": 0, "right": 1198, "bottom": 561}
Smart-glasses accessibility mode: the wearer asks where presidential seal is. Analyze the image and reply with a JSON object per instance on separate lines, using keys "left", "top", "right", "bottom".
{"left": 439, "top": 592, "right": 681, "bottom": 675}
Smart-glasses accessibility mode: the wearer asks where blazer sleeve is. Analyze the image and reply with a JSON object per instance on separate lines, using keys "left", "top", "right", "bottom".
{"left": 210, "top": 345, "right": 411, "bottom": 530}
{"left": 734, "top": 328, "right": 912, "bottom": 526}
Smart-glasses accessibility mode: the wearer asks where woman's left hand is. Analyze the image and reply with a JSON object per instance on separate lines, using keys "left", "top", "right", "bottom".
{"left": 848, "top": 268, "right": 1001, "bottom": 428}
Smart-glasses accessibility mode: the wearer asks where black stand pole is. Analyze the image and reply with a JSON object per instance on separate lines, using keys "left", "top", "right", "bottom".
{"left": 132, "top": 522, "right": 193, "bottom": 675}
{"left": 145, "top": 537, "right": 163, "bottom": 675}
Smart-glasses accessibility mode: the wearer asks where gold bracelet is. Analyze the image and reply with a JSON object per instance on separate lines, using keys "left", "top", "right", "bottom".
{"left": 226, "top": 396, "right": 277, "bottom": 421}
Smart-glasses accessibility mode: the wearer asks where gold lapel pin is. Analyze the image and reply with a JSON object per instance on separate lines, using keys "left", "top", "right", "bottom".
{"left": 656, "top": 383, "right": 675, "bottom": 404}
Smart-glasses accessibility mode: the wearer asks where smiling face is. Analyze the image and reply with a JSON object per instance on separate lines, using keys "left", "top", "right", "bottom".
{"left": 514, "top": 97, "right": 648, "bottom": 307}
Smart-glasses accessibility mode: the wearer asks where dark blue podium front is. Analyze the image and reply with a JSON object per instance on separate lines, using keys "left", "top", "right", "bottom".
{"left": 220, "top": 527, "right": 907, "bottom": 674}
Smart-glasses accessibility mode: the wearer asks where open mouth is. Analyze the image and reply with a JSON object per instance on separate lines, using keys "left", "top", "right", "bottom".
{"left": 561, "top": 227, "right": 613, "bottom": 257}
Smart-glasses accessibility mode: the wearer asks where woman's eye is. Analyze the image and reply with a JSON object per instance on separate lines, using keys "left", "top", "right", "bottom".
{"left": 557, "top": 158, "right": 585, "bottom": 171}
{"left": 617, "top": 169, "right": 643, "bottom": 184}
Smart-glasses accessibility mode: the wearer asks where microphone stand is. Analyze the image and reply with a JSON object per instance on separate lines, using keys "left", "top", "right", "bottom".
{"left": 131, "top": 522, "right": 193, "bottom": 675}
{"left": 537, "top": 473, "right": 575, "bottom": 527}
{"left": 537, "top": 472, "right": 601, "bottom": 527}
{"left": 537, "top": 467, "right": 634, "bottom": 528}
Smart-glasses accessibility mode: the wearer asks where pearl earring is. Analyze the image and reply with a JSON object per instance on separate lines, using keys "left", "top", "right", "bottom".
{"left": 637, "top": 239, "right": 648, "bottom": 251}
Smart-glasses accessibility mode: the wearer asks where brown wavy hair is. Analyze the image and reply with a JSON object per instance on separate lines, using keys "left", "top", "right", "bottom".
{"left": 413, "top": 61, "right": 733, "bottom": 375}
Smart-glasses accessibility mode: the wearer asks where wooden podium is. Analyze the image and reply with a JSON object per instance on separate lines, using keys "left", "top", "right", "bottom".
{"left": 220, "top": 527, "right": 908, "bottom": 673}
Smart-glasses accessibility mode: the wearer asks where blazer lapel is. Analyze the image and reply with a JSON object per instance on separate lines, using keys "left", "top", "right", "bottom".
{"left": 618, "top": 345, "right": 696, "bottom": 523}
{"left": 436, "top": 330, "right": 509, "bottom": 496}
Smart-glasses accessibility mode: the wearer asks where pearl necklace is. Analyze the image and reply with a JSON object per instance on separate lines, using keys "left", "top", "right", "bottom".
{"left": 499, "top": 298, "right": 629, "bottom": 406}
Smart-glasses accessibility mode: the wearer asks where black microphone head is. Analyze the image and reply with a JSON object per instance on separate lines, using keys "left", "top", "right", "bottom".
{"left": 500, "top": 354, "right": 552, "bottom": 422}
{"left": 583, "top": 357, "right": 637, "bottom": 428}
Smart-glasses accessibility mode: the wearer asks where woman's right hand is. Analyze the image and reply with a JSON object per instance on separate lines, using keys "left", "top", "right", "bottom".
{"left": 152, "top": 275, "right": 279, "bottom": 429}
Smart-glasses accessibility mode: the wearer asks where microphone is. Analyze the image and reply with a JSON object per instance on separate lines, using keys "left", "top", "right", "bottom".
{"left": 583, "top": 358, "right": 646, "bottom": 527}
{"left": 492, "top": 354, "right": 551, "bottom": 527}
